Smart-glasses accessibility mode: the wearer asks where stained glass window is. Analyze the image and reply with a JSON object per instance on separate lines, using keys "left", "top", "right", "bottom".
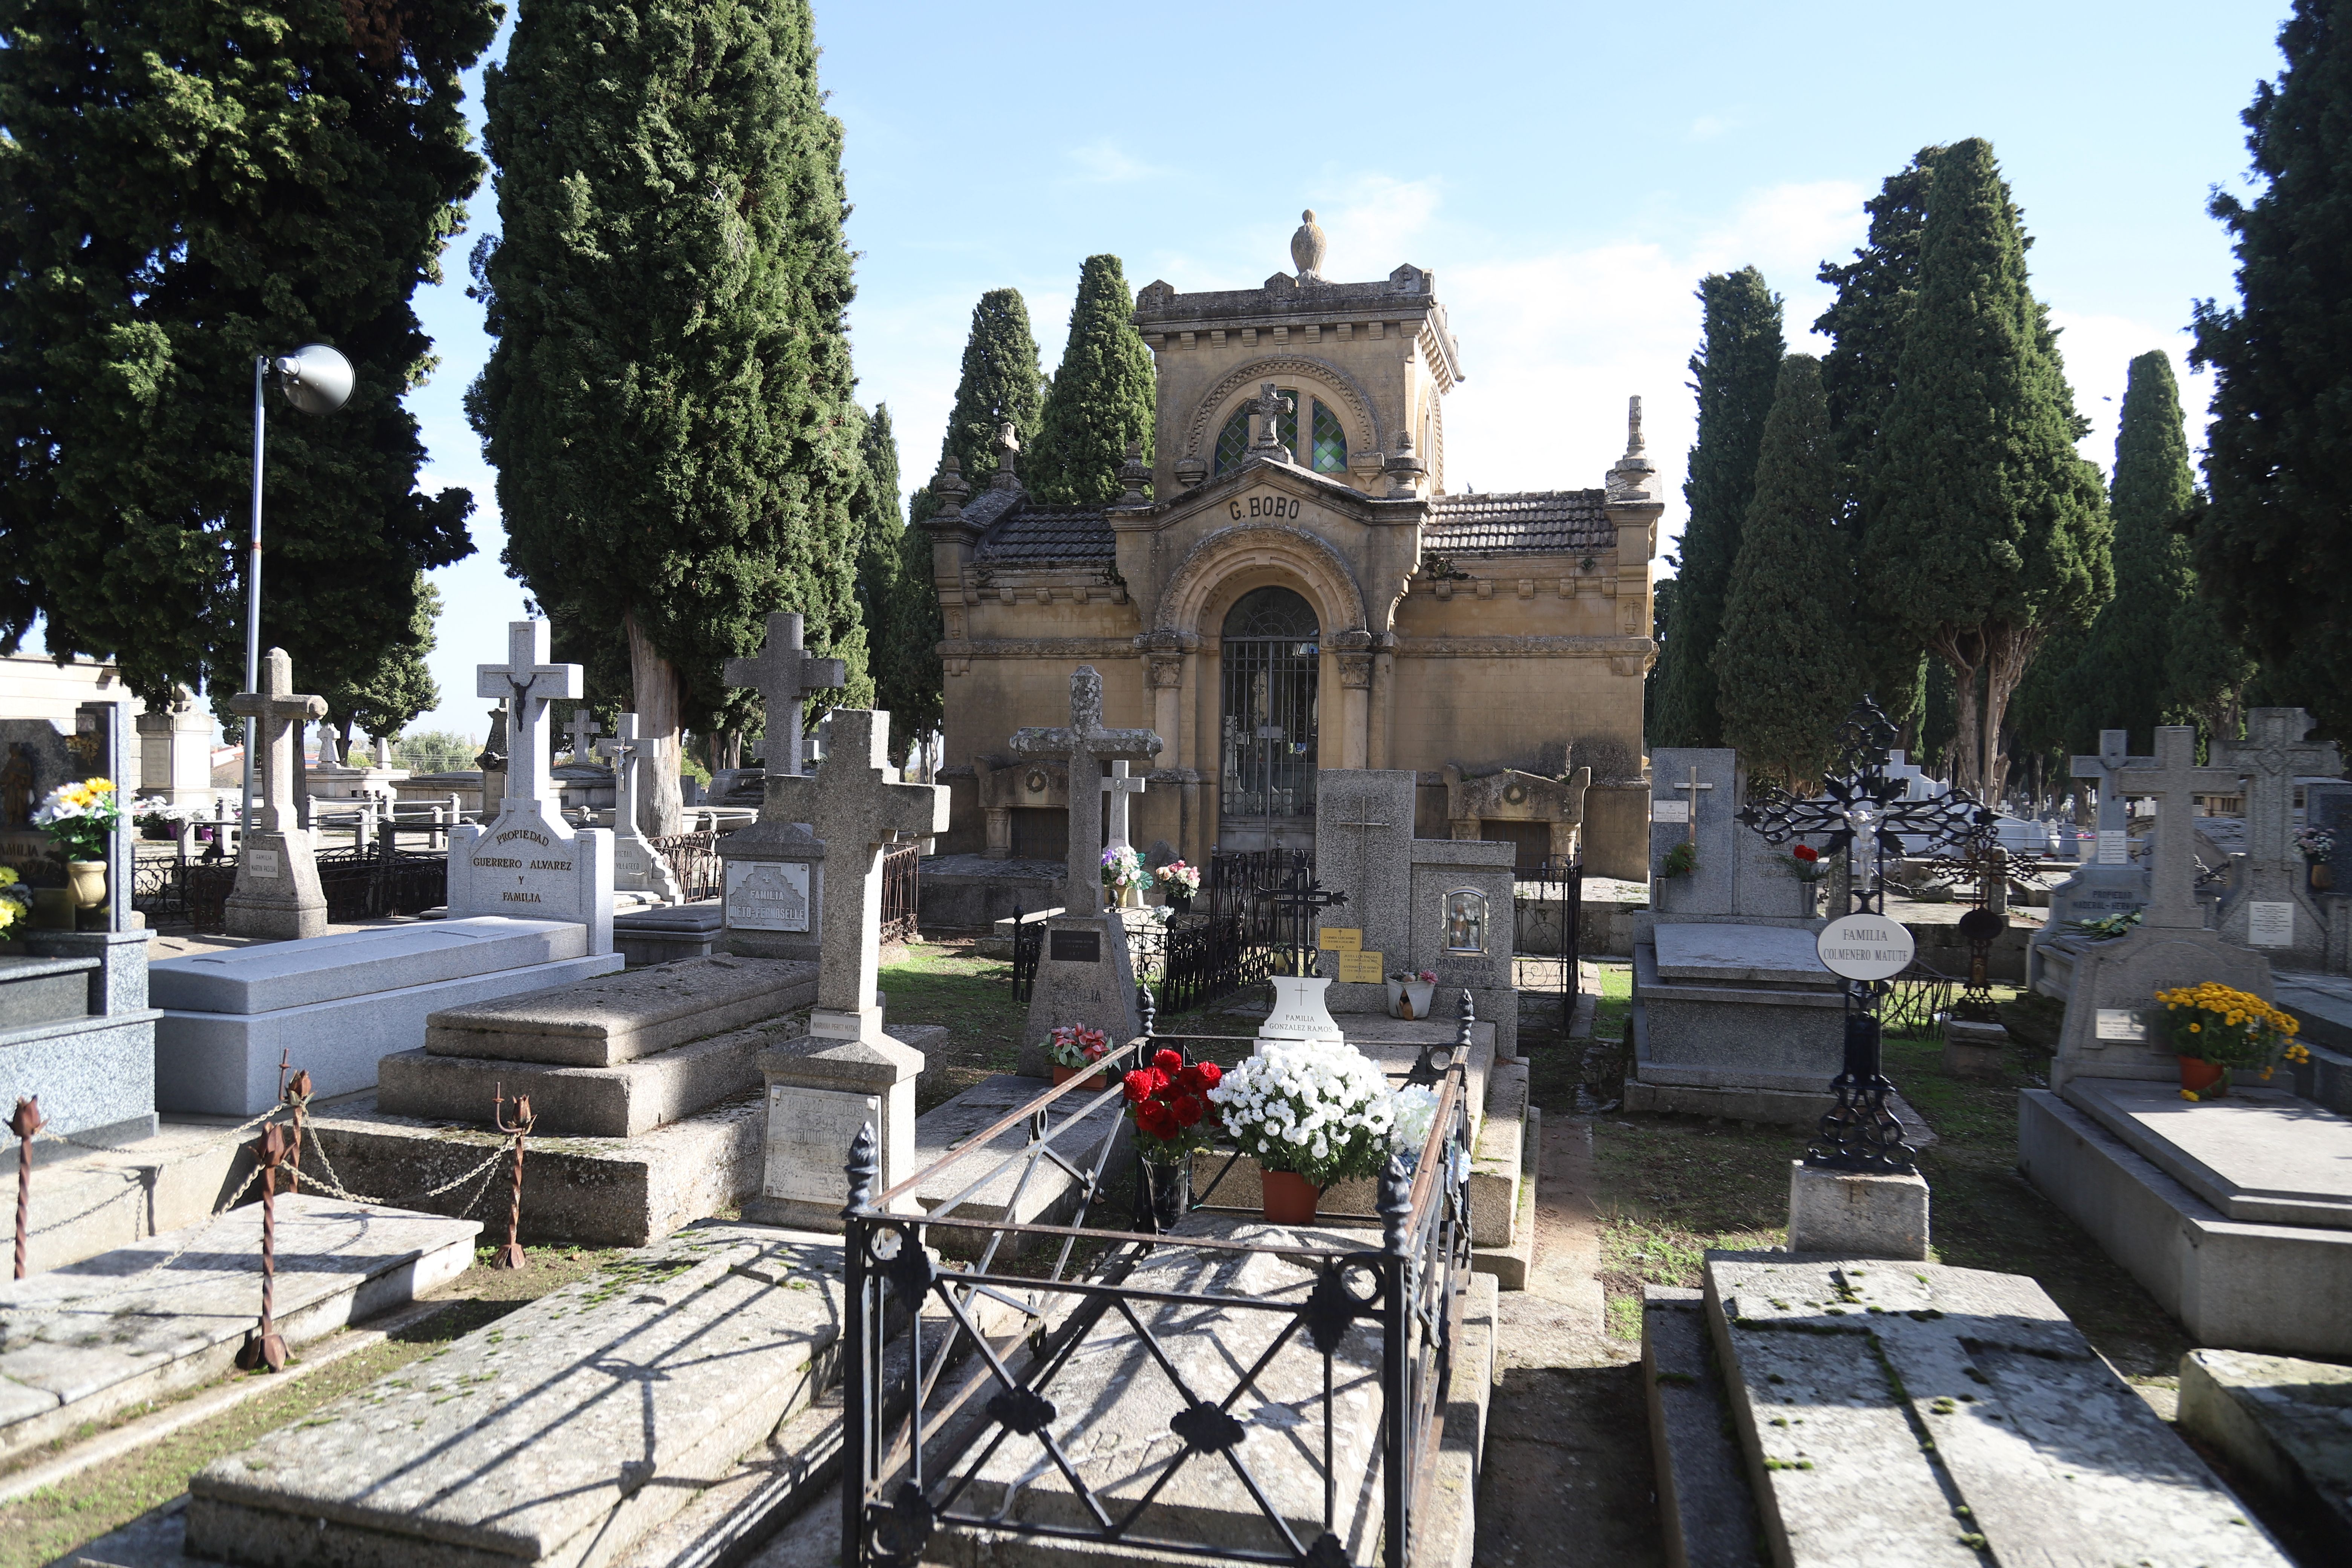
{"left": 1213, "top": 389, "right": 1302, "bottom": 475}
{"left": 1310, "top": 400, "right": 1347, "bottom": 474}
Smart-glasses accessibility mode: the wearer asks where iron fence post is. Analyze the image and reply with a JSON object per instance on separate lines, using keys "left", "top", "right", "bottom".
{"left": 237, "top": 1121, "right": 290, "bottom": 1373}
{"left": 1378, "top": 1154, "right": 1413, "bottom": 1568}
{"left": 842, "top": 1122, "right": 878, "bottom": 1568}
{"left": 492, "top": 1084, "right": 534, "bottom": 1268}
{"left": 11, "top": 1096, "right": 43, "bottom": 1280}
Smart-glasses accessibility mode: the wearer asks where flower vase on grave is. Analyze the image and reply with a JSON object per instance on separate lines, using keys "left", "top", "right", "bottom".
{"left": 1138, "top": 1157, "right": 1190, "bottom": 1234}
{"left": 66, "top": 860, "right": 106, "bottom": 925}
{"left": 1384, "top": 975, "right": 1435, "bottom": 1020}
{"left": 1261, "top": 1170, "right": 1321, "bottom": 1225}
{"left": 2177, "top": 1057, "right": 2230, "bottom": 1098}
{"left": 1118, "top": 882, "right": 1144, "bottom": 910}
{"left": 2311, "top": 856, "right": 2334, "bottom": 893}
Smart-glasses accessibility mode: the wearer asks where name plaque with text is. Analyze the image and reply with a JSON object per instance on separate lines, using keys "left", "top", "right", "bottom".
{"left": 726, "top": 861, "right": 810, "bottom": 932}
{"left": 1050, "top": 929, "right": 1101, "bottom": 963}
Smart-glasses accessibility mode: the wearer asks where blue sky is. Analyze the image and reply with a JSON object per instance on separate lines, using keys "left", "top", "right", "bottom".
{"left": 403, "top": 0, "right": 2294, "bottom": 739}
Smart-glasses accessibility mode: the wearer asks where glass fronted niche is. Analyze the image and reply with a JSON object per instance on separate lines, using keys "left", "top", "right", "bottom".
{"left": 1219, "top": 587, "right": 1320, "bottom": 828}
{"left": 1214, "top": 388, "right": 1348, "bottom": 476}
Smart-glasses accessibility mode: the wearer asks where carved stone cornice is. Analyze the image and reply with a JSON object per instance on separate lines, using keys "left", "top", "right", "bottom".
{"left": 937, "top": 638, "right": 1144, "bottom": 660}
{"left": 1392, "top": 635, "right": 1655, "bottom": 658}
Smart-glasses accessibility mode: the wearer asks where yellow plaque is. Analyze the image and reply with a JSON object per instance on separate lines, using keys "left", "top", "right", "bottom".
{"left": 1337, "top": 949, "right": 1385, "bottom": 983}
{"left": 1317, "top": 926, "right": 1364, "bottom": 952}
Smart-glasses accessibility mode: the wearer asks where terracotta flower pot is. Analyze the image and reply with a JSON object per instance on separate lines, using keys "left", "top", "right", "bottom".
{"left": 2177, "top": 1055, "right": 2230, "bottom": 1098}
{"left": 1052, "top": 1063, "right": 1109, "bottom": 1093}
{"left": 1262, "top": 1169, "right": 1322, "bottom": 1225}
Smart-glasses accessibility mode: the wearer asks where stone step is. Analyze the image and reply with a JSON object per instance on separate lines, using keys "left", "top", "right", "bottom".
{"left": 1466, "top": 1062, "right": 1527, "bottom": 1248}
{"left": 380, "top": 1013, "right": 807, "bottom": 1138}
{"left": 1700, "top": 1253, "right": 2292, "bottom": 1568}
{"left": 0, "top": 951, "right": 97, "bottom": 1032}
{"left": 424, "top": 954, "right": 818, "bottom": 1066}
{"left": 1470, "top": 1106, "right": 1537, "bottom": 1290}
{"left": 0, "top": 1194, "right": 478, "bottom": 1456}
{"left": 184, "top": 1222, "right": 848, "bottom": 1568}
{"left": 1640, "top": 1286, "right": 1764, "bottom": 1568}
{"left": 2178, "top": 1348, "right": 2352, "bottom": 1558}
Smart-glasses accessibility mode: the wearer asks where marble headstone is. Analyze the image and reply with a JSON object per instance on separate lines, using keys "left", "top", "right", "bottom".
{"left": 1650, "top": 747, "right": 1821, "bottom": 923}
{"left": 2214, "top": 709, "right": 2340, "bottom": 970}
{"left": 1312, "top": 769, "right": 1417, "bottom": 1011}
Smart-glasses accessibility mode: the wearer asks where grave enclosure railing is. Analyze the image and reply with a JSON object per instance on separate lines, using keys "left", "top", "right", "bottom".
{"left": 1511, "top": 855, "right": 1584, "bottom": 1038}
{"left": 650, "top": 830, "right": 728, "bottom": 902}
{"left": 160, "top": 847, "right": 448, "bottom": 933}
{"left": 840, "top": 998, "right": 1475, "bottom": 1568}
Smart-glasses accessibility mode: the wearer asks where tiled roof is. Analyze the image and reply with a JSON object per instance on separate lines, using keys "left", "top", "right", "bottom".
{"left": 974, "top": 498, "right": 1116, "bottom": 563}
{"left": 1423, "top": 490, "right": 1612, "bottom": 554}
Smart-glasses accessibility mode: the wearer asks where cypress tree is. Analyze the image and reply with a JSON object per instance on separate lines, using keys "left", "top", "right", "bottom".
{"left": 2069, "top": 352, "right": 2197, "bottom": 750}
{"left": 1814, "top": 149, "right": 1943, "bottom": 732}
{"left": 908, "top": 288, "right": 1046, "bottom": 528}
{"left": 1028, "top": 256, "right": 1156, "bottom": 506}
{"left": 1711, "top": 356, "right": 1858, "bottom": 789}
{"left": 2189, "top": 0, "right": 2352, "bottom": 740}
{"left": 851, "top": 403, "right": 929, "bottom": 759}
{"left": 1651, "top": 268, "right": 1785, "bottom": 748}
{"left": 0, "top": 0, "right": 492, "bottom": 705}
{"left": 327, "top": 577, "right": 443, "bottom": 752}
{"left": 473, "top": 0, "right": 864, "bottom": 836}
{"left": 1859, "top": 138, "right": 2112, "bottom": 799}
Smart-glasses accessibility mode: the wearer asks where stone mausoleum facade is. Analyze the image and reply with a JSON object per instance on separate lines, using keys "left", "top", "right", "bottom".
{"left": 924, "top": 216, "right": 1658, "bottom": 881}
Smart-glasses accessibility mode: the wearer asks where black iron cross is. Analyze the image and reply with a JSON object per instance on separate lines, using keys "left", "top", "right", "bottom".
{"left": 1916, "top": 816, "right": 2049, "bottom": 1023}
{"left": 1736, "top": 697, "right": 1985, "bottom": 1175}
{"left": 1255, "top": 850, "right": 1346, "bottom": 979}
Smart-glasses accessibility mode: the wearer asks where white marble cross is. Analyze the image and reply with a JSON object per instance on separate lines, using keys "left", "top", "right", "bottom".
{"left": 476, "top": 621, "right": 580, "bottom": 810}
{"left": 2126, "top": 727, "right": 2246, "bottom": 929}
{"left": 724, "top": 611, "right": 847, "bottom": 782}
{"left": 595, "top": 712, "right": 644, "bottom": 827}
{"left": 2070, "top": 730, "right": 2144, "bottom": 835}
{"left": 1100, "top": 760, "right": 1148, "bottom": 850}
{"left": 567, "top": 709, "right": 602, "bottom": 768}
{"left": 767, "top": 711, "right": 948, "bottom": 1024}
{"left": 1011, "top": 667, "right": 1163, "bottom": 917}
{"left": 229, "top": 649, "right": 326, "bottom": 835}
{"left": 2215, "top": 708, "right": 2340, "bottom": 884}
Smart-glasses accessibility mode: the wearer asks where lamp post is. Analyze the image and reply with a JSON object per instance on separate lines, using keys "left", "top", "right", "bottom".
{"left": 242, "top": 345, "right": 354, "bottom": 838}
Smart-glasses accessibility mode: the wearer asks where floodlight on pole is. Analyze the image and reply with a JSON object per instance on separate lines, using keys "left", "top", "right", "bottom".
{"left": 241, "top": 345, "right": 354, "bottom": 840}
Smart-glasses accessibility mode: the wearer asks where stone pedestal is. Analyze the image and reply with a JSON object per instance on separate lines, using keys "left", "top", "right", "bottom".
{"left": 718, "top": 819, "right": 822, "bottom": 962}
{"left": 1940, "top": 1016, "right": 2009, "bottom": 1083}
{"left": 222, "top": 828, "right": 327, "bottom": 940}
{"left": 1785, "top": 1160, "right": 1929, "bottom": 1260}
{"left": 749, "top": 1021, "right": 922, "bottom": 1232}
{"left": 1016, "top": 913, "right": 1142, "bottom": 1076}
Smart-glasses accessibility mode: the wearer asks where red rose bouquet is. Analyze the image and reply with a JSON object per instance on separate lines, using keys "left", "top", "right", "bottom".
{"left": 1123, "top": 1048, "right": 1223, "bottom": 1162}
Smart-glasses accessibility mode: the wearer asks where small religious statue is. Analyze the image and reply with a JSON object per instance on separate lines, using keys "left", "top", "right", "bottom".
{"left": 1, "top": 743, "right": 34, "bottom": 828}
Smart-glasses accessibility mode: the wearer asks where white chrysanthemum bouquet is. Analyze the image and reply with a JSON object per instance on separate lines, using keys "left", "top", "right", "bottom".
{"left": 32, "top": 778, "right": 122, "bottom": 861}
{"left": 1207, "top": 1039, "right": 1398, "bottom": 1189}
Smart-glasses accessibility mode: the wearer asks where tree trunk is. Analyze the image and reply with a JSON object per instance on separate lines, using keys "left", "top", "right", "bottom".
{"left": 1980, "top": 620, "right": 2043, "bottom": 805}
{"left": 1926, "top": 629, "right": 1986, "bottom": 796}
{"left": 625, "top": 610, "right": 685, "bottom": 838}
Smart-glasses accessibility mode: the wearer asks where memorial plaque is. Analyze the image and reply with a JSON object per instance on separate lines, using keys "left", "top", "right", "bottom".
{"left": 726, "top": 861, "right": 811, "bottom": 933}
{"left": 1335, "top": 949, "right": 1384, "bottom": 983}
{"left": 1317, "top": 926, "right": 1364, "bottom": 952}
{"left": 466, "top": 822, "right": 583, "bottom": 911}
{"left": 2247, "top": 901, "right": 2295, "bottom": 949}
{"left": 245, "top": 847, "right": 280, "bottom": 880}
{"left": 2095, "top": 1008, "right": 2148, "bottom": 1043}
{"left": 1050, "top": 929, "right": 1101, "bottom": 963}
{"left": 1651, "top": 800, "right": 1690, "bottom": 825}
{"left": 2096, "top": 829, "right": 2128, "bottom": 866}
{"left": 1258, "top": 974, "right": 1343, "bottom": 1045}
{"left": 763, "top": 1084, "right": 879, "bottom": 1207}
{"left": 1816, "top": 912, "right": 1916, "bottom": 981}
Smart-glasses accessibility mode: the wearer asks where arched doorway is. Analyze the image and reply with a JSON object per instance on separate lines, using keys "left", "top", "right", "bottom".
{"left": 1218, "top": 586, "right": 1319, "bottom": 851}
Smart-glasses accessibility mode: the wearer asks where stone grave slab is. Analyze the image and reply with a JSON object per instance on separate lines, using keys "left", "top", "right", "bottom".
{"left": 905, "top": 1072, "right": 1134, "bottom": 1257}
{"left": 0, "top": 929, "right": 159, "bottom": 1149}
{"left": 185, "top": 1223, "right": 846, "bottom": 1568}
{"left": 612, "top": 898, "right": 724, "bottom": 968}
{"left": 0, "top": 1195, "right": 478, "bottom": 1456}
{"left": 2179, "top": 1348, "right": 2352, "bottom": 1556}
{"left": 2066, "top": 1078, "right": 2352, "bottom": 1230}
{"left": 1629, "top": 936, "right": 1844, "bottom": 1104}
{"left": 949, "top": 1218, "right": 1391, "bottom": 1563}
{"left": 1312, "top": 768, "right": 1417, "bottom": 993}
{"left": 2275, "top": 970, "right": 2352, "bottom": 1115}
{"left": 1652, "top": 923, "right": 1832, "bottom": 987}
{"left": 1704, "top": 1254, "right": 2290, "bottom": 1568}
{"left": 153, "top": 917, "right": 623, "bottom": 1115}
{"left": 423, "top": 954, "right": 816, "bottom": 1067}
{"left": 2018, "top": 1089, "right": 2352, "bottom": 1356}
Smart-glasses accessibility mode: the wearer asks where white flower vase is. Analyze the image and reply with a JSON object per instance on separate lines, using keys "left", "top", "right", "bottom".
{"left": 1384, "top": 978, "right": 1436, "bottom": 1020}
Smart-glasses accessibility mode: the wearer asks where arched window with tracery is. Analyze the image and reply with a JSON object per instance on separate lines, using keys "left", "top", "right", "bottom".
{"left": 1213, "top": 387, "right": 1349, "bottom": 477}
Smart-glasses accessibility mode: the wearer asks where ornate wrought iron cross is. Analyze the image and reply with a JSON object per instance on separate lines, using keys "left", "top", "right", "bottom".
{"left": 1736, "top": 697, "right": 1983, "bottom": 1174}
{"left": 1255, "top": 850, "right": 1346, "bottom": 979}
{"left": 1916, "top": 816, "right": 2048, "bottom": 1023}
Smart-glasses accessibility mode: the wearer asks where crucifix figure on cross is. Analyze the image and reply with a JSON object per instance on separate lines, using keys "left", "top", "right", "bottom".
{"left": 1010, "top": 667, "right": 1162, "bottom": 918}
{"left": 1100, "top": 760, "right": 1147, "bottom": 851}
{"left": 725, "top": 610, "right": 847, "bottom": 787}
{"left": 1247, "top": 381, "right": 1295, "bottom": 463}
{"left": 477, "top": 621, "right": 580, "bottom": 810}
{"left": 566, "top": 709, "right": 602, "bottom": 769}
{"left": 597, "top": 712, "right": 681, "bottom": 902}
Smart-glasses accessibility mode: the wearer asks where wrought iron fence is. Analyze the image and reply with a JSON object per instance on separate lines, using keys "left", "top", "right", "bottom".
{"left": 1204, "top": 847, "right": 1314, "bottom": 943}
{"left": 1881, "top": 959, "right": 1958, "bottom": 1040}
{"left": 882, "top": 842, "right": 919, "bottom": 944}
{"left": 1512, "top": 855, "right": 1584, "bottom": 1038}
{"left": 166, "top": 847, "right": 448, "bottom": 933}
{"left": 1009, "top": 905, "right": 1044, "bottom": 1004}
{"left": 649, "top": 830, "right": 727, "bottom": 901}
{"left": 839, "top": 989, "right": 1475, "bottom": 1568}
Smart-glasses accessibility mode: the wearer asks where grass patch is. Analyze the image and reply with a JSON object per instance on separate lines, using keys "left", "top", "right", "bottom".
{"left": 0, "top": 1244, "right": 624, "bottom": 1568}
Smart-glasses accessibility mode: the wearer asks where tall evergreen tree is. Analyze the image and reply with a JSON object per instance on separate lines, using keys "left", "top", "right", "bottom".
{"left": 1859, "top": 138, "right": 2111, "bottom": 799}
{"left": 2069, "top": 352, "right": 2198, "bottom": 750}
{"left": 1711, "top": 357, "right": 1858, "bottom": 789}
{"left": 1651, "top": 268, "right": 1785, "bottom": 748}
{"left": 0, "top": 0, "right": 491, "bottom": 706}
{"left": 2190, "top": 0, "right": 2352, "bottom": 741}
{"left": 907, "top": 288, "right": 1046, "bottom": 528}
{"left": 1028, "top": 256, "right": 1156, "bottom": 506}
{"left": 472, "top": 0, "right": 864, "bottom": 836}
{"left": 851, "top": 403, "right": 930, "bottom": 759}
{"left": 327, "top": 577, "right": 443, "bottom": 752}
{"left": 1814, "top": 149, "right": 1943, "bottom": 731}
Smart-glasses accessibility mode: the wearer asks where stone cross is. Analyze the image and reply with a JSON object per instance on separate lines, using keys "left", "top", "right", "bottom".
{"left": 1010, "top": 666, "right": 1163, "bottom": 918}
{"left": 315, "top": 724, "right": 340, "bottom": 768}
{"left": 228, "top": 649, "right": 327, "bottom": 835}
{"left": 372, "top": 736, "right": 394, "bottom": 768}
{"left": 991, "top": 420, "right": 1021, "bottom": 490}
{"left": 567, "top": 709, "right": 602, "bottom": 768}
{"left": 1248, "top": 382, "right": 1294, "bottom": 461}
{"left": 595, "top": 712, "right": 645, "bottom": 829}
{"left": 2070, "top": 730, "right": 2143, "bottom": 839}
{"left": 767, "top": 711, "right": 948, "bottom": 1026}
{"left": 2214, "top": 708, "right": 2340, "bottom": 888}
{"left": 1673, "top": 764, "right": 1714, "bottom": 846}
{"left": 724, "top": 611, "right": 846, "bottom": 782}
{"left": 1100, "top": 760, "right": 1148, "bottom": 850}
{"left": 2125, "top": 727, "right": 2246, "bottom": 930}
{"left": 476, "top": 621, "right": 580, "bottom": 810}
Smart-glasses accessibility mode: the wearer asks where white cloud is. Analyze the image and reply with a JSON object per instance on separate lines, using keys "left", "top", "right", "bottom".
{"left": 1064, "top": 140, "right": 1165, "bottom": 185}
{"left": 1686, "top": 114, "right": 1735, "bottom": 143}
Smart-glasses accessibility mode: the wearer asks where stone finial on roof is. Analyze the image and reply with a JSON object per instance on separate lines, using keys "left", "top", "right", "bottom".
{"left": 1384, "top": 430, "right": 1425, "bottom": 499}
{"left": 933, "top": 454, "right": 968, "bottom": 514}
{"left": 1291, "top": 209, "right": 1328, "bottom": 282}
{"left": 1116, "top": 442, "right": 1150, "bottom": 507}
{"left": 1606, "top": 395, "right": 1658, "bottom": 507}
{"left": 991, "top": 420, "right": 1022, "bottom": 492}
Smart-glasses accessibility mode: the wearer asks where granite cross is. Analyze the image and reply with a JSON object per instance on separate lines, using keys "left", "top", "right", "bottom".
{"left": 567, "top": 709, "right": 602, "bottom": 768}
{"left": 766, "top": 710, "right": 948, "bottom": 1023}
{"left": 1010, "top": 666, "right": 1163, "bottom": 918}
{"left": 228, "top": 648, "right": 327, "bottom": 835}
{"left": 1248, "top": 382, "right": 1294, "bottom": 460}
{"left": 1100, "top": 760, "right": 1148, "bottom": 850}
{"left": 2125, "top": 726, "right": 2246, "bottom": 930}
{"left": 594, "top": 712, "right": 644, "bottom": 830}
{"left": 476, "top": 621, "right": 581, "bottom": 810}
{"left": 2214, "top": 707, "right": 2341, "bottom": 893}
{"left": 724, "top": 611, "right": 847, "bottom": 781}
{"left": 2069, "top": 729, "right": 2145, "bottom": 860}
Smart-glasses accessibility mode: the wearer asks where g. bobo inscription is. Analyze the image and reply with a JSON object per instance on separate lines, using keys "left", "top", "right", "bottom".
{"left": 469, "top": 825, "right": 575, "bottom": 906}
{"left": 1228, "top": 492, "right": 1303, "bottom": 521}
